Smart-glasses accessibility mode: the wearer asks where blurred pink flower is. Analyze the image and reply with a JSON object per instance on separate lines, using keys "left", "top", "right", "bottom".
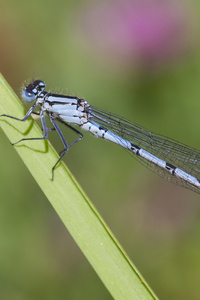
{"left": 76, "top": 0, "right": 192, "bottom": 69}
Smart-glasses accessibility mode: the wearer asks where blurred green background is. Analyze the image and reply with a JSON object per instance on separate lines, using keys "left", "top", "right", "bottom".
{"left": 1, "top": 0, "right": 200, "bottom": 299}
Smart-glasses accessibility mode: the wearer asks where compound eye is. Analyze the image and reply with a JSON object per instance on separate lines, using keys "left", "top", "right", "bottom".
{"left": 22, "top": 89, "right": 36, "bottom": 103}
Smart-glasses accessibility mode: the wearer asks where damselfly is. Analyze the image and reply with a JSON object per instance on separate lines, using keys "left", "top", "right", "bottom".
{"left": 1, "top": 80, "right": 200, "bottom": 193}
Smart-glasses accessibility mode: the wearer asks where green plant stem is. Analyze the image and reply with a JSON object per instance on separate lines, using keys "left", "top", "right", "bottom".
{"left": 0, "top": 73, "right": 157, "bottom": 299}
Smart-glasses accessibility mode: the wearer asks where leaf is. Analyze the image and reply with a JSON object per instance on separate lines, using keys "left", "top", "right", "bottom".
{"left": 0, "top": 73, "right": 157, "bottom": 299}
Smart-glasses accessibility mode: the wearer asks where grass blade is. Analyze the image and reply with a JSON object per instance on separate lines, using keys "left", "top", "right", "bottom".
{"left": 0, "top": 73, "right": 157, "bottom": 299}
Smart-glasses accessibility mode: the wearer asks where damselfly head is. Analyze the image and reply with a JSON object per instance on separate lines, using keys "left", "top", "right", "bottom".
{"left": 22, "top": 80, "right": 46, "bottom": 103}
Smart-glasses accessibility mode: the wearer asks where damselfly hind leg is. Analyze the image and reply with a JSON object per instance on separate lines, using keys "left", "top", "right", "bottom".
{"left": 49, "top": 117, "right": 83, "bottom": 180}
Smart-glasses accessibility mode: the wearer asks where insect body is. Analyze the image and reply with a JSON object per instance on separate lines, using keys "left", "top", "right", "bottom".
{"left": 1, "top": 80, "right": 200, "bottom": 193}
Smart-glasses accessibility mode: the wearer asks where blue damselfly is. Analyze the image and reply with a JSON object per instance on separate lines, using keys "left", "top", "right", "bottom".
{"left": 1, "top": 80, "right": 200, "bottom": 193}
